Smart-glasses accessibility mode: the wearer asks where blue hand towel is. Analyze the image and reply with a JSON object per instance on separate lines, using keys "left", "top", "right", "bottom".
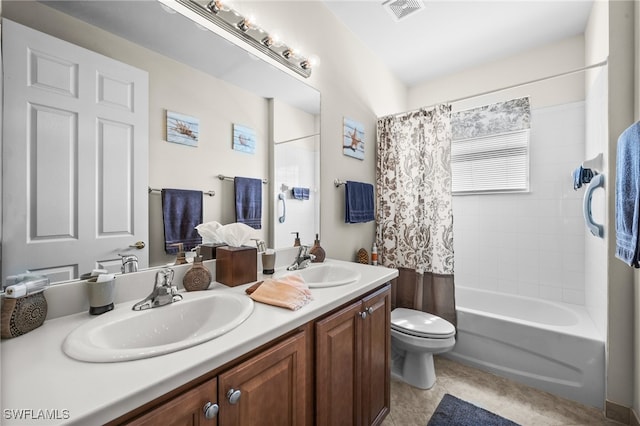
{"left": 161, "top": 189, "right": 203, "bottom": 254}
{"left": 235, "top": 177, "right": 262, "bottom": 229}
{"left": 292, "top": 187, "right": 310, "bottom": 200}
{"left": 345, "top": 181, "right": 375, "bottom": 223}
{"left": 615, "top": 121, "right": 640, "bottom": 267}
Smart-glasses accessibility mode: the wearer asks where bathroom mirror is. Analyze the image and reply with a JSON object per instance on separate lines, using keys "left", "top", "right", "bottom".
{"left": 1, "top": 0, "right": 320, "bottom": 284}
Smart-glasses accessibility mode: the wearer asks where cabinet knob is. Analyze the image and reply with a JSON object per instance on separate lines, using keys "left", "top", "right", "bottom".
{"left": 359, "top": 311, "right": 367, "bottom": 319}
{"left": 203, "top": 402, "right": 219, "bottom": 419}
{"left": 367, "top": 307, "right": 374, "bottom": 315}
{"left": 227, "top": 388, "right": 242, "bottom": 404}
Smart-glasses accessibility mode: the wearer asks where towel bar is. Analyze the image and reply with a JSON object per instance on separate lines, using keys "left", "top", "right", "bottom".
{"left": 217, "top": 174, "right": 268, "bottom": 184}
{"left": 148, "top": 187, "right": 215, "bottom": 197}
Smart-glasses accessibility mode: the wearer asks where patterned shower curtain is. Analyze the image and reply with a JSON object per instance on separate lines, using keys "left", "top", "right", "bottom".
{"left": 376, "top": 105, "right": 456, "bottom": 327}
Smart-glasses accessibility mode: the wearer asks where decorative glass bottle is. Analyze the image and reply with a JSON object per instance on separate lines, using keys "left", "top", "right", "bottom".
{"left": 310, "top": 233, "right": 326, "bottom": 263}
{"left": 183, "top": 255, "right": 212, "bottom": 291}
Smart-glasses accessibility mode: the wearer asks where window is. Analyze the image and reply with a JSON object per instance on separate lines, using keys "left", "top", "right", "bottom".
{"left": 451, "top": 129, "right": 529, "bottom": 194}
{"left": 450, "top": 97, "right": 530, "bottom": 195}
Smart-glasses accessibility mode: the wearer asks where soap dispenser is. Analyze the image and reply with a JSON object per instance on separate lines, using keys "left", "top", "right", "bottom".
{"left": 292, "top": 232, "right": 301, "bottom": 247}
{"left": 183, "top": 255, "right": 212, "bottom": 291}
{"left": 172, "top": 243, "right": 188, "bottom": 265}
{"left": 310, "top": 233, "right": 326, "bottom": 263}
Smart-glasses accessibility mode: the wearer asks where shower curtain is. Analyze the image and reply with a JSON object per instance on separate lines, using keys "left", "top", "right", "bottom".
{"left": 376, "top": 105, "right": 456, "bottom": 327}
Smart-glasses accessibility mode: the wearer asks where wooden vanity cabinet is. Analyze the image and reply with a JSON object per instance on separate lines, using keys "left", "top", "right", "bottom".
{"left": 118, "top": 284, "right": 390, "bottom": 426}
{"left": 126, "top": 377, "right": 218, "bottom": 426}
{"left": 123, "top": 330, "right": 308, "bottom": 426}
{"left": 315, "top": 285, "right": 391, "bottom": 426}
{"left": 217, "top": 330, "right": 307, "bottom": 425}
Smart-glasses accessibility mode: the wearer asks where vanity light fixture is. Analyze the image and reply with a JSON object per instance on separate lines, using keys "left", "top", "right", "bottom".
{"left": 261, "top": 36, "right": 274, "bottom": 48}
{"left": 175, "top": 0, "right": 314, "bottom": 78}
{"left": 237, "top": 19, "right": 250, "bottom": 32}
{"left": 206, "top": 0, "right": 221, "bottom": 14}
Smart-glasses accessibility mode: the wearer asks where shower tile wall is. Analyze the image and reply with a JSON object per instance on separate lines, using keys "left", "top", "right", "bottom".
{"left": 453, "top": 102, "right": 587, "bottom": 305}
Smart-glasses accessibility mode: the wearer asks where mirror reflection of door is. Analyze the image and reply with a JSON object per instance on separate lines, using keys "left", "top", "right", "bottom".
{"left": 2, "top": 19, "right": 149, "bottom": 283}
{"left": 271, "top": 99, "right": 320, "bottom": 248}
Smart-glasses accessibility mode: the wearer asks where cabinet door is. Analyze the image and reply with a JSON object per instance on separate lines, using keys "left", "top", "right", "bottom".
{"left": 218, "top": 331, "right": 307, "bottom": 426}
{"left": 362, "top": 285, "right": 391, "bottom": 426}
{"left": 315, "top": 301, "right": 363, "bottom": 426}
{"left": 127, "top": 377, "right": 218, "bottom": 426}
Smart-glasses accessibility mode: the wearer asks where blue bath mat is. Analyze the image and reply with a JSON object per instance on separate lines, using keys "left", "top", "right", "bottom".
{"left": 427, "top": 394, "right": 521, "bottom": 426}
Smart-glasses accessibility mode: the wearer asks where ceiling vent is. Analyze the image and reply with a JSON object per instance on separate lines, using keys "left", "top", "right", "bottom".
{"left": 382, "top": 0, "right": 425, "bottom": 22}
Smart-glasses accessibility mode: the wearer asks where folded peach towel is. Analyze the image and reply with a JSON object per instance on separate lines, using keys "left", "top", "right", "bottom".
{"left": 249, "top": 274, "right": 312, "bottom": 310}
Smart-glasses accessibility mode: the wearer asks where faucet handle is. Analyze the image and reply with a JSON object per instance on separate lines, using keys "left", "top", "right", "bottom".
{"left": 154, "top": 268, "right": 174, "bottom": 288}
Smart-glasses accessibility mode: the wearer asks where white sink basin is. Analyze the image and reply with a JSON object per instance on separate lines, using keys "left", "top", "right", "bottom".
{"left": 275, "top": 263, "right": 361, "bottom": 288}
{"left": 62, "top": 291, "right": 253, "bottom": 362}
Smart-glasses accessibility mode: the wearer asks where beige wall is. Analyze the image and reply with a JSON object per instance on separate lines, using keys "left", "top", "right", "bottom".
{"left": 236, "top": 1, "right": 407, "bottom": 261}
{"left": 606, "top": 0, "right": 636, "bottom": 413}
{"left": 408, "top": 35, "right": 585, "bottom": 112}
{"left": 1, "top": 0, "right": 407, "bottom": 265}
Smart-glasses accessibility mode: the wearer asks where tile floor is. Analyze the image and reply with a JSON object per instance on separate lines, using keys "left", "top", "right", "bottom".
{"left": 382, "top": 356, "right": 618, "bottom": 426}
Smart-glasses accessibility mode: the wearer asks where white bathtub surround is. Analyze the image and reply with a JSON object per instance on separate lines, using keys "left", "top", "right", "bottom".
{"left": 447, "top": 286, "right": 605, "bottom": 409}
{"left": 453, "top": 102, "right": 587, "bottom": 305}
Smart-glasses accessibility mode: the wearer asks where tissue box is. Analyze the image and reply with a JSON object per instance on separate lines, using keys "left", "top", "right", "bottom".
{"left": 200, "top": 243, "right": 226, "bottom": 261}
{"left": 216, "top": 246, "right": 257, "bottom": 287}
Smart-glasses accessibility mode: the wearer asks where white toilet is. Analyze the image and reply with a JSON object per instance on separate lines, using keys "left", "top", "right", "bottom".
{"left": 390, "top": 308, "right": 456, "bottom": 389}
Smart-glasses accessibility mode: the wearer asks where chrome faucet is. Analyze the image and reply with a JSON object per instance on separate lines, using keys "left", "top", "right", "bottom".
{"left": 120, "top": 254, "right": 138, "bottom": 274}
{"left": 287, "top": 246, "right": 316, "bottom": 271}
{"left": 132, "top": 268, "right": 183, "bottom": 311}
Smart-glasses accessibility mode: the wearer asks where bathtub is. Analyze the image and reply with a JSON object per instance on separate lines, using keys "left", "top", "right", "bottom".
{"left": 444, "top": 286, "right": 605, "bottom": 409}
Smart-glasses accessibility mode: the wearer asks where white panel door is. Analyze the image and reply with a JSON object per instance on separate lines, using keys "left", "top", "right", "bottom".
{"left": 2, "top": 19, "right": 149, "bottom": 283}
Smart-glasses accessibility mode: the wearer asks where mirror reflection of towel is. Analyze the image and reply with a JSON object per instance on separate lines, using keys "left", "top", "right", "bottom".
{"left": 292, "top": 187, "right": 310, "bottom": 200}
{"left": 345, "top": 181, "right": 375, "bottom": 223}
{"left": 235, "top": 177, "right": 262, "bottom": 229}
{"left": 161, "top": 189, "right": 203, "bottom": 254}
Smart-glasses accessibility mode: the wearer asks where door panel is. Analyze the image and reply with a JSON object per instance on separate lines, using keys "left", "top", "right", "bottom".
{"left": 2, "top": 19, "right": 149, "bottom": 282}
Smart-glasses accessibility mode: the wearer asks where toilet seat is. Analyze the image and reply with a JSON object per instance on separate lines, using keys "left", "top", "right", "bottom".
{"left": 391, "top": 308, "right": 455, "bottom": 339}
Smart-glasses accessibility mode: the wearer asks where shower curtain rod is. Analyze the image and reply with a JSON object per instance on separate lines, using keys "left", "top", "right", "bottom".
{"left": 274, "top": 133, "right": 320, "bottom": 144}
{"left": 385, "top": 58, "right": 609, "bottom": 119}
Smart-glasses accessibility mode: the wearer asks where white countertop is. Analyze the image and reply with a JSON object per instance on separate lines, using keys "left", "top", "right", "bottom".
{"left": 0, "top": 259, "right": 397, "bottom": 425}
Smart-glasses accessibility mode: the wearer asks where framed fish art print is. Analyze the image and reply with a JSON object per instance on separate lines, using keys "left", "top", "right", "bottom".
{"left": 233, "top": 123, "right": 257, "bottom": 154}
{"left": 166, "top": 110, "right": 199, "bottom": 147}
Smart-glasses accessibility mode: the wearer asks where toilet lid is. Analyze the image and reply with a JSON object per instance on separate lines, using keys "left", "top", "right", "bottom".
{"left": 391, "top": 308, "right": 456, "bottom": 339}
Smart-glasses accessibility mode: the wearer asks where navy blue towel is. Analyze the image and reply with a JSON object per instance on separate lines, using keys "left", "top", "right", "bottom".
{"left": 161, "top": 189, "right": 203, "bottom": 254}
{"left": 616, "top": 121, "right": 640, "bottom": 266}
{"left": 345, "top": 181, "right": 375, "bottom": 223}
{"left": 235, "top": 177, "right": 262, "bottom": 229}
{"left": 292, "top": 187, "right": 310, "bottom": 200}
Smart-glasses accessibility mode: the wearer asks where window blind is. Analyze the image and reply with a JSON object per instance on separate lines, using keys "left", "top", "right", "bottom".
{"left": 451, "top": 129, "right": 530, "bottom": 194}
